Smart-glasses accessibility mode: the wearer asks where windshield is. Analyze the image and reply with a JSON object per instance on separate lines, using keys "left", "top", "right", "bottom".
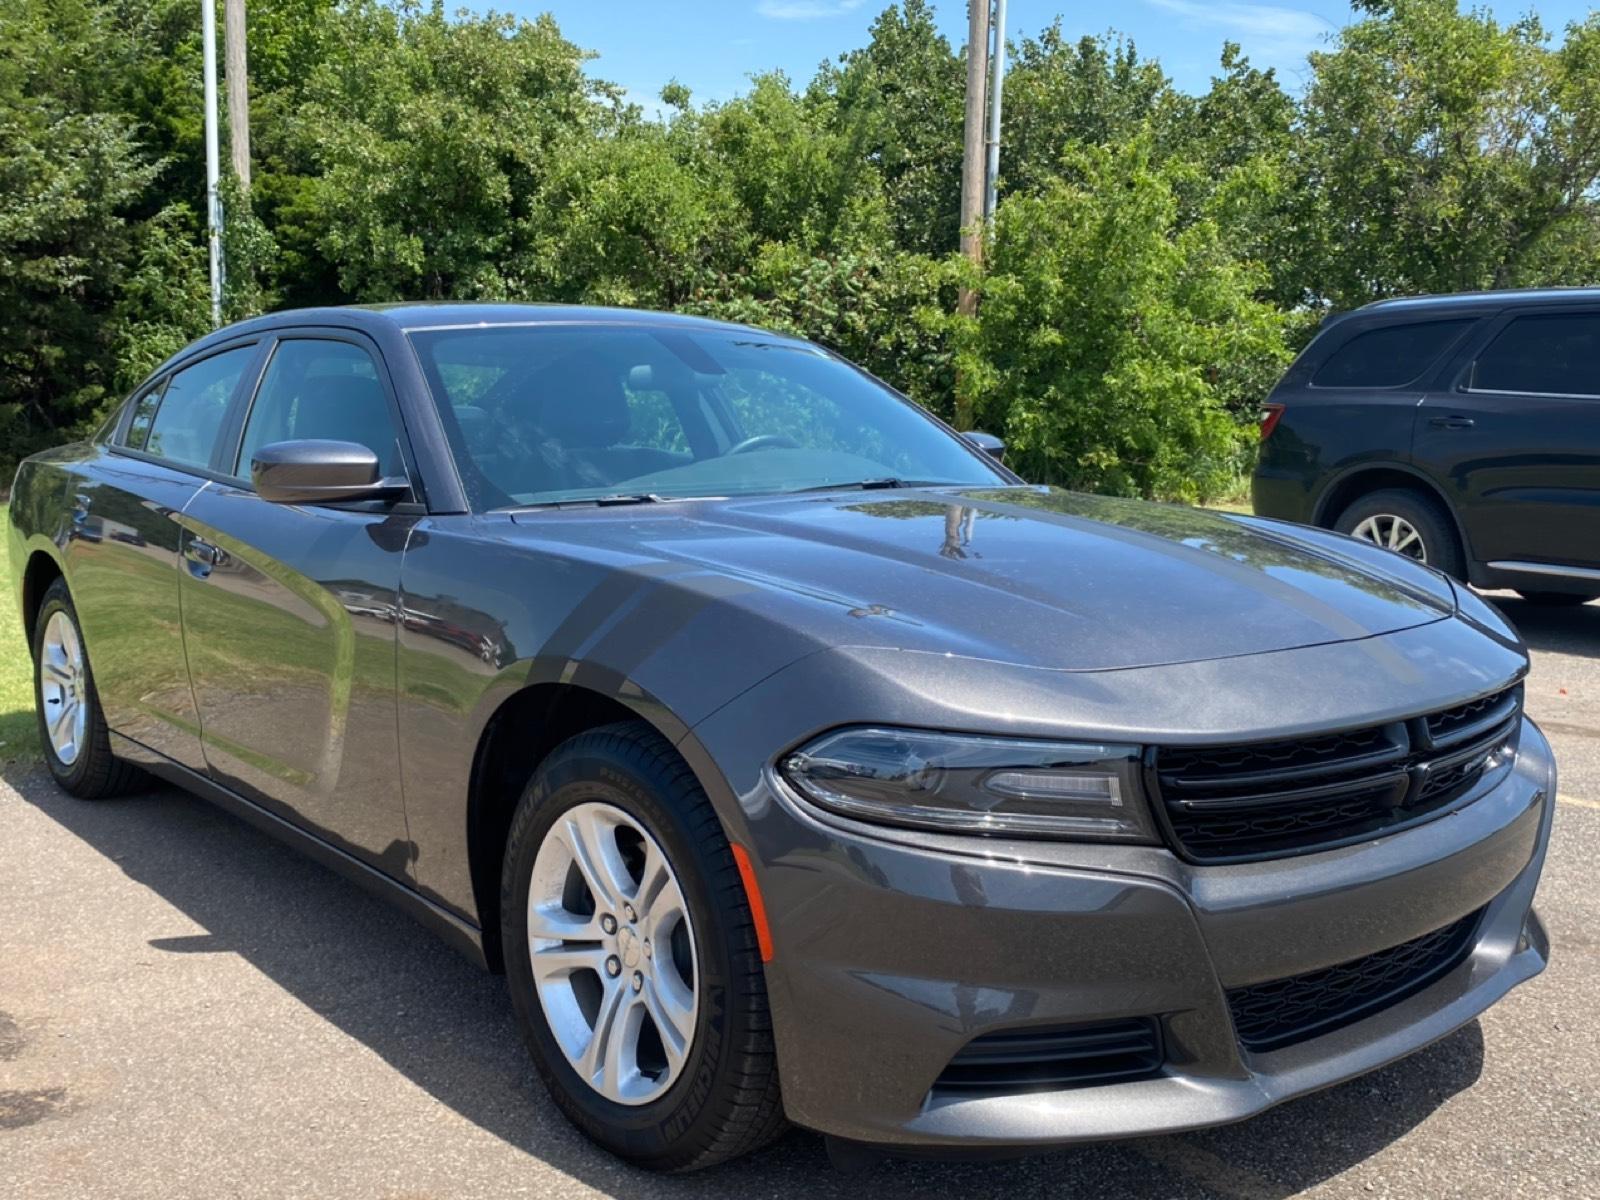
{"left": 408, "top": 323, "right": 1006, "bottom": 509}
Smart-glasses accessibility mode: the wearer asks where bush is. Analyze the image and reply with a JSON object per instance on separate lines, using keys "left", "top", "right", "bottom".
{"left": 960, "top": 136, "right": 1291, "bottom": 502}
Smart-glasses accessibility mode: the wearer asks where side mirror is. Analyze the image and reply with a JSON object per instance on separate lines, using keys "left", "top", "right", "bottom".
{"left": 251, "top": 440, "right": 408, "bottom": 505}
{"left": 963, "top": 431, "right": 1006, "bottom": 464}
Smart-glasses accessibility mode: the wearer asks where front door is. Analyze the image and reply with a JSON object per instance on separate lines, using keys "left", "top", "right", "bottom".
{"left": 1415, "top": 307, "right": 1600, "bottom": 570}
{"left": 177, "top": 332, "right": 420, "bottom": 876}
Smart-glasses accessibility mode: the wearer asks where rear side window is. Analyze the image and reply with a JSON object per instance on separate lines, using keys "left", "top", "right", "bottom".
{"left": 236, "top": 339, "right": 405, "bottom": 477}
{"left": 1468, "top": 313, "right": 1600, "bottom": 397}
{"left": 138, "top": 346, "right": 255, "bottom": 468}
{"left": 124, "top": 383, "right": 166, "bottom": 450}
{"left": 1311, "top": 320, "right": 1473, "bottom": 389}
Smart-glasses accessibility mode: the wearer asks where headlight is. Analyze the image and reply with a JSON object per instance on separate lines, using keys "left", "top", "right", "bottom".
{"left": 780, "top": 727, "right": 1158, "bottom": 842}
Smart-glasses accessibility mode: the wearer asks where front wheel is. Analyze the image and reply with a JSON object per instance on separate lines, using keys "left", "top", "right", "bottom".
{"left": 32, "top": 578, "right": 144, "bottom": 798}
{"left": 1333, "top": 488, "right": 1465, "bottom": 579}
{"left": 500, "top": 721, "right": 785, "bottom": 1171}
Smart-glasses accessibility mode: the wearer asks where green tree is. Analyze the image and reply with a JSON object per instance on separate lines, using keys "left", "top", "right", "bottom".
{"left": 810, "top": 0, "right": 964, "bottom": 255}
{"left": 1299, "top": 0, "right": 1600, "bottom": 307}
{"left": 961, "top": 134, "right": 1291, "bottom": 501}
{"left": 289, "top": 0, "right": 602, "bottom": 300}
{"left": 1001, "top": 27, "right": 1175, "bottom": 196}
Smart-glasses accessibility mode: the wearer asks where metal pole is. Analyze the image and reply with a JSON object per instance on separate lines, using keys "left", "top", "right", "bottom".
{"left": 984, "top": 0, "right": 1007, "bottom": 223}
{"left": 202, "top": 0, "right": 224, "bottom": 327}
{"left": 957, "top": 0, "right": 990, "bottom": 319}
{"left": 225, "top": 0, "right": 250, "bottom": 191}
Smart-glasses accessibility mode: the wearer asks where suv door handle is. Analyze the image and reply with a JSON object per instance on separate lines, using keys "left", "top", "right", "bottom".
{"left": 1428, "top": 415, "right": 1476, "bottom": 430}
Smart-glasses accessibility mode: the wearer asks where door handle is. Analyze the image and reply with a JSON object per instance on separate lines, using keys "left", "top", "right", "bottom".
{"left": 1428, "top": 415, "right": 1476, "bottom": 430}
{"left": 185, "top": 538, "right": 225, "bottom": 577}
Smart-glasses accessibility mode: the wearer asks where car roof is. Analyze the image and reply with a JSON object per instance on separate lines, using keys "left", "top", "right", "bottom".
{"left": 1355, "top": 286, "right": 1600, "bottom": 315}
{"left": 184, "top": 302, "right": 786, "bottom": 348}
{"left": 150, "top": 303, "right": 808, "bottom": 381}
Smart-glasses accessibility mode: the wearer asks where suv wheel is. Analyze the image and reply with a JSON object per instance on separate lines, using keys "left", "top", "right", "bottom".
{"left": 500, "top": 721, "right": 785, "bottom": 1171}
{"left": 1333, "top": 489, "right": 1465, "bottom": 579}
{"left": 32, "top": 578, "right": 144, "bottom": 798}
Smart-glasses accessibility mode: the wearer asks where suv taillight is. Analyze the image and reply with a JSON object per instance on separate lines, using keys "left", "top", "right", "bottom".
{"left": 1260, "top": 402, "right": 1286, "bottom": 441}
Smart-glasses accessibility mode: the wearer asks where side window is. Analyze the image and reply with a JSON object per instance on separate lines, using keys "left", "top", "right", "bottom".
{"left": 237, "top": 339, "right": 405, "bottom": 478}
{"left": 143, "top": 346, "right": 255, "bottom": 467}
{"left": 1311, "top": 320, "right": 1474, "bottom": 389}
{"left": 1468, "top": 313, "right": 1600, "bottom": 397}
{"left": 124, "top": 382, "right": 167, "bottom": 451}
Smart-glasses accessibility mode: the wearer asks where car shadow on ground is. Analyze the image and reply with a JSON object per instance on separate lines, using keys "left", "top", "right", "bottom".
{"left": 1492, "top": 595, "right": 1600, "bottom": 659}
{"left": 8, "top": 766, "right": 1487, "bottom": 1200}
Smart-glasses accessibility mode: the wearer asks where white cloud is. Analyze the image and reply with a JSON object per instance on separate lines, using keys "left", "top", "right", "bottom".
{"left": 1146, "top": 0, "right": 1332, "bottom": 65}
{"left": 756, "top": 0, "right": 868, "bottom": 21}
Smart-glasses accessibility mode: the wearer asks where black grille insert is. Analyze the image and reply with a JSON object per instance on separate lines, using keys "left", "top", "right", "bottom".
{"left": 1227, "top": 909, "right": 1483, "bottom": 1052}
{"left": 1154, "top": 686, "right": 1521, "bottom": 862}
{"left": 933, "top": 1018, "right": 1163, "bottom": 1095}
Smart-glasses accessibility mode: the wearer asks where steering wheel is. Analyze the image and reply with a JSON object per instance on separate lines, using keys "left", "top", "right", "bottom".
{"left": 726, "top": 434, "right": 800, "bottom": 456}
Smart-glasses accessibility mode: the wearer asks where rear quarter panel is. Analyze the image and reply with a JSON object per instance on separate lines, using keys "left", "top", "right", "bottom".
{"left": 9, "top": 449, "right": 84, "bottom": 626}
{"left": 1253, "top": 318, "right": 1426, "bottom": 524}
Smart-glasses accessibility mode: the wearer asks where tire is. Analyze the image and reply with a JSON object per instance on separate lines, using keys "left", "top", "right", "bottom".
{"left": 1515, "top": 590, "right": 1598, "bottom": 607}
{"left": 31, "top": 578, "right": 145, "bottom": 798}
{"left": 500, "top": 720, "right": 785, "bottom": 1171}
{"left": 1333, "top": 488, "right": 1465, "bottom": 579}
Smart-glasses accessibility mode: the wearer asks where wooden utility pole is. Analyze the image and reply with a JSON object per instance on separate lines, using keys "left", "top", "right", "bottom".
{"left": 957, "top": 0, "right": 990, "bottom": 319}
{"left": 225, "top": 0, "right": 250, "bottom": 190}
{"left": 202, "top": 0, "right": 222, "bottom": 327}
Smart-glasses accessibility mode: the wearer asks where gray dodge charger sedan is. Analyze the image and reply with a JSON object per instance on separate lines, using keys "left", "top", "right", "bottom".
{"left": 8, "top": 304, "right": 1552, "bottom": 1171}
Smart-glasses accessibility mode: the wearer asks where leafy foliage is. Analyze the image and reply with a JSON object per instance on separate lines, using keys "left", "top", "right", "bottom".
{"left": 962, "top": 135, "right": 1290, "bottom": 499}
{"left": 3, "top": 0, "right": 1599, "bottom": 502}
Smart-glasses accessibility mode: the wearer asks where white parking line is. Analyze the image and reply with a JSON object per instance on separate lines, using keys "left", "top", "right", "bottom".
{"left": 1558, "top": 793, "right": 1600, "bottom": 811}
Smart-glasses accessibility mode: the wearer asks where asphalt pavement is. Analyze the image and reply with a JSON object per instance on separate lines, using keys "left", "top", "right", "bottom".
{"left": 2, "top": 594, "right": 1597, "bottom": 1199}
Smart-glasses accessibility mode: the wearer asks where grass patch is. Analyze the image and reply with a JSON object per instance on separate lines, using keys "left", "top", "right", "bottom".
{"left": 0, "top": 505, "right": 39, "bottom": 762}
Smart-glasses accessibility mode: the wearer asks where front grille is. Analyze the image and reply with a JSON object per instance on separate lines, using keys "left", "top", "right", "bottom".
{"left": 1226, "top": 909, "right": 1483, "bottom": 1052}
{"left": 932, "top": 1018, "right": 1163, "bottom": 1095}
{"left": 1154, "top": 685, "right": 1521, "bottom": 862}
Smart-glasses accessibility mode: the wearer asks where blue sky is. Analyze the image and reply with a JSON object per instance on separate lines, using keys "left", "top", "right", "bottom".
{"left": 491, "top": 1, "right": 1595, "bottom": 112}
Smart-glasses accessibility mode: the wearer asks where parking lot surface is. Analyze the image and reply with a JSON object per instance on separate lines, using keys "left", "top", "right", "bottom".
{"left": 2, "top": 595, "right": 1597, "bottom": 1199}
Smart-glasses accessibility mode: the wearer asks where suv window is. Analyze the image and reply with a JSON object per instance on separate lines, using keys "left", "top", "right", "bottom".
{"left": 237, "top": 339, "right": 405, "bottom": 478}
{"left": 135, "top": 346, "right": 255, "bottom": 468}
{"left": 1311, "top": 320, "right": 1474, "bottom": 389}
{"left": 1468, "top": 312, "right": 1600, "bottom": 397}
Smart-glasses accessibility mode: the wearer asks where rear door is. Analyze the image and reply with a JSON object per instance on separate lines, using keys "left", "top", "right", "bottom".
{"left": 66, "top": 341, "right": 263, "bottom": 771}
{"left": 176, "top": 330, "right": 421, "bottom": 873}
{"left": 1415, "top": 306, "right": 1600, "bottom": 570}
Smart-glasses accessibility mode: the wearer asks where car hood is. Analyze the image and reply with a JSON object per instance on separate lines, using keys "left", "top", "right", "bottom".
{"left": 510, "top": 486, "right": 1457, "bottom": 673}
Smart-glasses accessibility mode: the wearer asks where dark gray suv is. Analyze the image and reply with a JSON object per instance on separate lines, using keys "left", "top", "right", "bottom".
{"left": 1254, "top": 288, "right": 1600, "bottom": 604}
{"left": 9, "top": 305, "right": 1553, "bottom": 1170}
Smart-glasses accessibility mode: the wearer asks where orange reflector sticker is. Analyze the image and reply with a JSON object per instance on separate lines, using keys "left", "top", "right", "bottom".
{"left": 730, "top": 844, "right": 774, "bottom": 963}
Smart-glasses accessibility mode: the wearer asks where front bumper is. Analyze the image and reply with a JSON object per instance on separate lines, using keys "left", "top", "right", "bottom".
{"left": 687, "top": 705, "right": 1554, "bottom": 1150}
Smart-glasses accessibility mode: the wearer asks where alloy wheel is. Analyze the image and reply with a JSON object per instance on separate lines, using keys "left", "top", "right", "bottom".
{"left": 526, "top": 801, "right": 699, "bottom": 1106}
{"left": 40, "top": 610, "right": 89, "bottom": 766}
{"left": 1350, "top": 513, "right": 1428, "bottom": 562}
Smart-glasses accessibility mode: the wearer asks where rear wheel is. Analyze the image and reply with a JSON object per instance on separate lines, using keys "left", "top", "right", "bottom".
{"left": 1333, "top": 489, "right": 1465, "bottom": 579}
{"left": 1515, "top": 590, "right": 1598, "bottom": 607}
{"left": 500, "top": 721, "right": 785, "bottom": 1171}
{"left": 32, "top": 578, "right": 144, "bottom": 798}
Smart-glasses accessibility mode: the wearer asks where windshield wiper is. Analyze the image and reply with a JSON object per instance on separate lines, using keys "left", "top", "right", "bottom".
{"left": 794, "top": 478, "right": 951, "bottom": 493}
{"left": 513, "top": 493, "right": 670, "bottom": 510}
